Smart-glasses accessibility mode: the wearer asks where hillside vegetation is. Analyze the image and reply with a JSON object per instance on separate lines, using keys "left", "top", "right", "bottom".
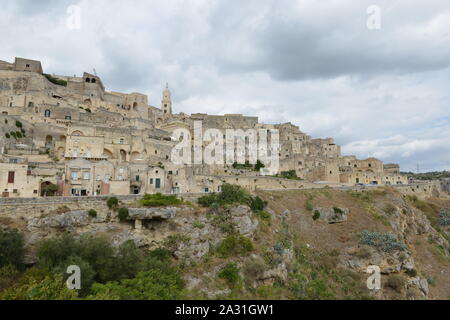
{"left": 0, "top": 186, "right": 449, "bottom": 300}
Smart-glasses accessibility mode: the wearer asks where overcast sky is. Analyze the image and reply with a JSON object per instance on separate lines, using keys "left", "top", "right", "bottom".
{"left": 1, "top": 0, "right": 449, "bottom": 172}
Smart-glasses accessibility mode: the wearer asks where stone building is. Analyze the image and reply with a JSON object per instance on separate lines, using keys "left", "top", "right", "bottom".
{"left": 0, "top": 57, "right": 410, "bottom": 198}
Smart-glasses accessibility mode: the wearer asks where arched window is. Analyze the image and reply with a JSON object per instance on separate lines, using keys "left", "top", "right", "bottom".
{"left": 91, "top": 78, "right": 96, "bottom": 83}
{"left": 44, "top": 110, "right": 51, "bottom": 118}
{"left": 85, "top": 78, "right": 90, "bottom": 83}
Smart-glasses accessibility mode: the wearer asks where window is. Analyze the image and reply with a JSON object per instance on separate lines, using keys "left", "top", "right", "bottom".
{"left": 65, "top": 116, "right": 71, "bottom": 120}
{"left": 44, "top": 110, "right": 51, "bottom": 117}
{"left": 119, "top": 138, "right": 124, "bottom": 144}
{"left": 71, "top": 172, "right": 78, "bottom": 180}
{"left": 155, "top": 178, "right": 161, "bottom": 189}
{"left": 204, "top": 188, "right": 209, "bottom": 193}
{"left": 136, "top": 175, "right": 140, "bottom": 181}
{"left": 7, "top": 171, "right": 15, "bottom": 183}
{"left": 149, "top": 178, "right": 154, "bottom": 184}
{"left": 83, "top": 172, "right": 90, "bottom": 180}
{"left": 26, "top": 64, "right": 30, "bottom": 68}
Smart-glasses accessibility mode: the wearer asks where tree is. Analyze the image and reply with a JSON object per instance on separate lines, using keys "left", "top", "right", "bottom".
{"left": 89, "top": 268, "right": 184, "bottom": 300}
{"left": 41, "top": 183, "right": 58, "bottom": 197}
{"left": 255, "top": 160, "right": 265, "bottom": 171}
{"left": 0, "top": 268, "right": 77, "bottom": 300}
{"left": 0, "top": 228, "right": 25, "bottom": 270}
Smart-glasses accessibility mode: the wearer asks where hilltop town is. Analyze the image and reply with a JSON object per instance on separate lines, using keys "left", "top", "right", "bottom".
{"left": 0, "top": 57, "right": 449, "bottom": 301}
{"left": 0, "top": 57, "right": 422, "bottom": 199}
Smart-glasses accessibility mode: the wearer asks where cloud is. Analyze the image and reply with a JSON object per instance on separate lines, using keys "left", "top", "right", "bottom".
{"left": 0, "top": 0, "right": 449, "bottom": 171}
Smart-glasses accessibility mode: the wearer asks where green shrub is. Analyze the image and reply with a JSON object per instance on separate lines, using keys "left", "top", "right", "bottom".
{"left": 313, "top": 210, "right": 320, "bottom": 221}
{"left": 276, "top": 170, "right": 300, "bottom": 180}
{"left": 256, "top": 210, "right": 271, "bottom": 220}
{"left": 140, "top": 193, "right": 182, "bottom": 207}
{"left": 5, "top": 133, "right": 10, "bottom": 139}
{"left": 216, "top": 235, "right": 254, "bottom": 258}
{"left": 385, "top": 274, "right": 405, "bottom": 292}
{"left": 198, "top": 184, "right": 252, "bottom": 208}
{"left": 15, "top": 121, "right": 22, "bottom": 128}
{"left": 439, "top": 209, "right": 450, "bottom": 226}
{"left": 242, "top": 258, "right": 266, "bottom": 285}
{"left": 15, "top": 131, "right": 22, "bottom": 139}
{"left": 254, "top": 160, "right": 265, "bottom": 171}
{"left": 192, "top": 221, "right": 205, "bottom": 229}
{"left": 358, "top": 231, "right": 407, "bottom": 252}
{"left": 218, "top": 263, "right": 241, "bottom": 287}
{"left": 0, "top": 228, "right": 25, "bottom": 270}
{"left": 36, "top": 233, "right": 144, "bottom": 296}
{"left": 333, "top": 207, "right": 344, "bottom": 214}
{"left": 305, "top": 201, "right": 314, "bottom": 211}
{"left": 44, "top": 74, "right": 67, "bottom": 86}
{"left": 249, "top": 196, "right": 267, "bottom": 213}
{"left": 118, "top": 208, "right": 129, "bottom": 222}
{"left": 88, "top": 209, "right": 97, "bottom": 218}
{"left": 106, "top": 197, "right": 119, "bottom": 209}
{"left": 405, "top": 269, "right": 417, "bottom": 277}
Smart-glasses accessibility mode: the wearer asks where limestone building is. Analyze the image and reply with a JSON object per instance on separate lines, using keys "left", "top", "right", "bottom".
{"left": 0, "top": 57, "right": 408, "bottom": 198}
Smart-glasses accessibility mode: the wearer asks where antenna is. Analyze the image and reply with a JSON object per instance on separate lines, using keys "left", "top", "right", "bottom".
{"left": 93, "top": 68, "right": 97, "bottom": 77}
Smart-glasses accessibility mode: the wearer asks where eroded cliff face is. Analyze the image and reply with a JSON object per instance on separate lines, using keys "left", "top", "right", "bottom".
{"left": 1, "top": 187, "right": 449, "bottom": 300}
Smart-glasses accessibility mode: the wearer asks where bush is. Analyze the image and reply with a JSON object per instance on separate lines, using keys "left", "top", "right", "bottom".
{"left": 198, "top": 184, "right": 249, "bottom": 208}
{"left": 15, "top": 121, "right": 22, "bottom": 128}
{"left": 140, "top": 193, "right": 182, "bottom": 207}
{"left": 256, "top": 210, "right": 271, "bottom": 221}
{"left": 88, "top": 209, "right": 97, "bottom": 218}
{"left": 358, "top": 231, "right": 407, "bottom": 252}
{"left": 216, "top": 235, "right": 254, "bottom": 258}
{"left": 36, "top": 234, "right": 144, "bottom": 296}
{"left": 313, "top": 210, "right": 320, "bottom": 221}
{"left": 44, "top": 74, "right": 67, "bottom": 87}
{"left": 118, "top": 208, "right": 129, "bottom": 222}
{"left": 385, "top": 274, "right": 406, "bottom": 293}
{"left": 254, "top": 160, "right": 265, "bottom": 171}
{"left": 15, "top": 131, "right": 22, "bottom": 139}
{"left": 333, "top": 207, "right": 344, "bottom": 214}
{"left": 41, "top": 183, "right": 57, "bottom": 196}
{"left": 277, "top": 170, "right": 301, "bottom": 180}
{"left": 0, "top": 268, "right": 78, "bottom": 300}
{"left": 249, "top": 196, "right": 267, "bottom": 213}
{"left": 405, "top": 269, "right": 417, "bottom": 277}
{"left": 218, "top": 263, "right": 241, "bottom": 287}
{"left": 305, "top": 201, "right": 314, "bottom": 211}
{"left": 0, "top": 228, "right": 25, "bottom": 270}
{"left": 439, "top": 209, "right": 450, "bottom": 226}
{"left": 242, "top": 258, "right": 266, "bottom": 285}
{"left": 5, "top": 133, "right": 10, "bottom": 139}
{"left": 192, "top": 221, "right": 205, "bottom": 229}
{"left": 106, "top": 197, "right": 119, "bottom": 210}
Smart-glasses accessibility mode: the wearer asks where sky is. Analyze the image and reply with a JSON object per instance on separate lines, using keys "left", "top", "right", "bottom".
{"left": 0, "top": 0, "right": 449, "bottom": 172}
